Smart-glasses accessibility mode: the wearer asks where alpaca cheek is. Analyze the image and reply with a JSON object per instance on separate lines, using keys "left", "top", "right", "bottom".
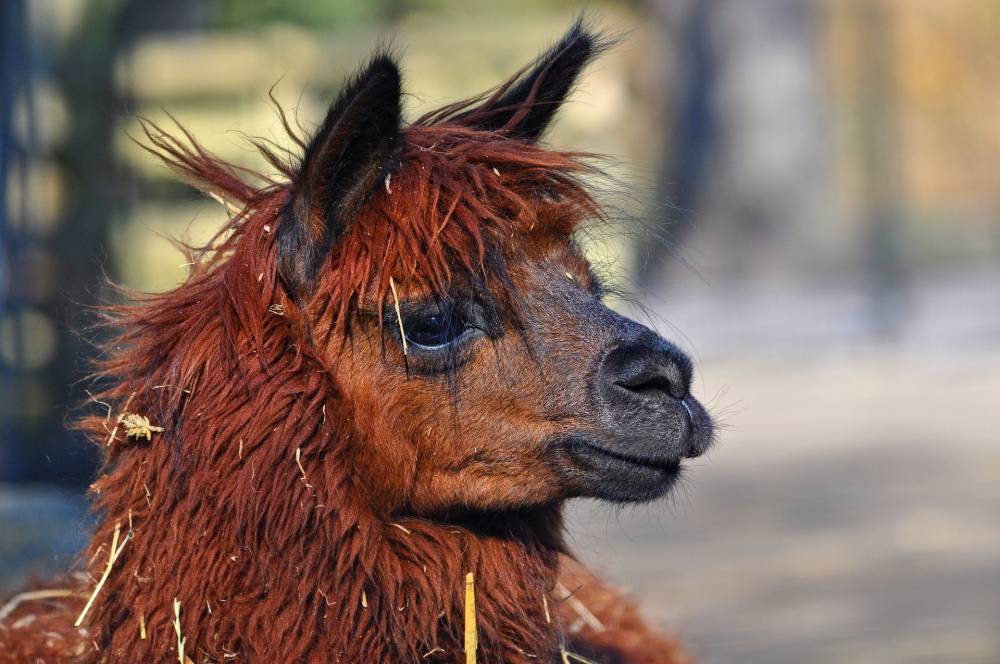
{"left": 411, "top": 460, "right": 565, "bottom": 513}
{"left": 335, "top": 360, "right": 425, "bottom": 513}
{"left": 345, "top": 404, "right": 420, "bottom": 513}
{"left": 350, "top": 446, "right": 418, "bottom": 514}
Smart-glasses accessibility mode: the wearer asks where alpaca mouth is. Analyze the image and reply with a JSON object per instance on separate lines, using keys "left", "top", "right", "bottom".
{"left": 569, "top": 438, "right": 682, "bottom": 473}
{"left": 555, "top": 435, "right": 685, "bottom": 503}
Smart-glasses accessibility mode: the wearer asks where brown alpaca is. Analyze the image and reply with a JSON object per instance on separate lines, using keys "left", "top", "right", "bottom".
{"left": 0, "top": 22, "right": 713, "bottom": 663}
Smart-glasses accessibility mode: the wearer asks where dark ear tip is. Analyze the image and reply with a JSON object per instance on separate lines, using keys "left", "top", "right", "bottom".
{"left": 358, "top": 53, "right": 403, "bottom": 94}
{"left": 565, "top": 16, "right": 596, "bottom": 47}
{"left": 557, "top": 16, "right": 617, "bottom": 63}
{"left": 529, "top": 18, "right": 617, "bottom": 100}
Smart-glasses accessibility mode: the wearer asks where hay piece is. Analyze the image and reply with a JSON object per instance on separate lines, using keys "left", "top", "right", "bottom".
{"left": 464, "top": 572, "right": 477, "bottom": 664}
{"left": 208, "top": 191, "right": 241, "bottom": 216}
{"left": 121, "top": 413, "right": 164, "bottom": 441}
{"left": 561, "top": 650, "right": 601, "bottom": 664}
{"left": 87, "top": 390, "right": 137, "bottom": 446}
{"left": 388, "top": 277, "right": 408, "bottom": 355}
{"left": 75, "top": 523, "right": 128, "bottom": 627}
{"left": 139, "top": 612, "right": 146, "bottom": 640}
{"left": 11, "top": 614, "right": 36, "bottom": 629}
{"left": 294, "top": 447, "right": 313, "bottom": 489}
{"left": 0, "top": 589, "right": 77, "bottom": 623}
{"left": 84, "top": 390, "right": 113, "bottom": 421}
{"left": 173, "top": 598, "right": 186, "bottom": 664}
{"left": 556, "top": 582, "right": 605, "bottom": 633}
{"left": 294, "top": 447, "right": 307, "bottom": 479}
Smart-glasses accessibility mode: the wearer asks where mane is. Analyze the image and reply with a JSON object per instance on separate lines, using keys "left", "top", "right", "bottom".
{"left": 32, "top": 94, "right": 607, "bottom": 661}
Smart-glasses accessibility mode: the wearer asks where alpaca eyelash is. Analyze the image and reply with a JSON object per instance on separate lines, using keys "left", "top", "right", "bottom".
{"left": 384, "top": 298, "right": 498, "bottom": 337}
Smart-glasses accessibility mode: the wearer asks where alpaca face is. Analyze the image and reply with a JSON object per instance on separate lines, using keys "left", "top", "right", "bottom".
{"left": 331, "top": 238, "right": 714, "bottom": 516}
{"left": 276, "top": 25, "right": 713, "bottom": 517}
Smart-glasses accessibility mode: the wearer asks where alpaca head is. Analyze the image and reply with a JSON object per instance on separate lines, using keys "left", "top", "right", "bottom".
{"left": 274, "top": 22, "right": 714, "bottom": 519}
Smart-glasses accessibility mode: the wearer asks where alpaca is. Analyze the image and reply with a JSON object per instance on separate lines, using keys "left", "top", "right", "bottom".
{"left": 0, "top": 21, "right": 713, "bottom": 663}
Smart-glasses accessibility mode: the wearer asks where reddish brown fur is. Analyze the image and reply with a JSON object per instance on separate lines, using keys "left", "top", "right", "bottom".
{"left": 0, "top": 77, "right": 688, "bottom": 664}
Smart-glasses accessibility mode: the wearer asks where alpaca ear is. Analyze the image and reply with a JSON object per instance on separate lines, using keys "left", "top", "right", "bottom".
{"left": 455, "top": 20, "right": 607, "bottom": 141}
{"left": 279, "top": 55, "right": 401, "bottom": 294}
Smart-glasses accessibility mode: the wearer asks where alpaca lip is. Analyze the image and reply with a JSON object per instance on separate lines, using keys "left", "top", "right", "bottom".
{"left": 568, "top": 438, "right": 682, "bottom": 473}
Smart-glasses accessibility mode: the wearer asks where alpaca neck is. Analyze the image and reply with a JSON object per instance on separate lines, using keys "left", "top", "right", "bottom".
{"left": 339, "top": 503, "right": 566, "bottom": 661}
{"left": 81, "top": 418, "right": 566, "bottom": 662}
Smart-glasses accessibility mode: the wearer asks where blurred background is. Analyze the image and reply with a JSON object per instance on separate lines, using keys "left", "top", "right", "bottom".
{"left": 1, "top": 0, "right": 998, "bottom": 662}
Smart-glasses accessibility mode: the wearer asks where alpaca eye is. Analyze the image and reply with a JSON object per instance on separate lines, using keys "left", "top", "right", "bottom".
{"left": 402, "top": 307, "right": 467, "bottom": 350}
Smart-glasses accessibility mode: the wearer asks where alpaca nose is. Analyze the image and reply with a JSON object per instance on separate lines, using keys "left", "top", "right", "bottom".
{"left": 601, "top": 338, "right": 692, "bottom": 403}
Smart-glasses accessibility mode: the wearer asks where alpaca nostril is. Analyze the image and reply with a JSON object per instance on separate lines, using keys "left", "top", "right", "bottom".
{"left": 603, "top": 340, "right": 692, "bottom": 403}
{"left": 615, "top": 366, "right": 688, "bottom": 401}
{"left": 615, "top": 362, "right": 688, "bottom": 400}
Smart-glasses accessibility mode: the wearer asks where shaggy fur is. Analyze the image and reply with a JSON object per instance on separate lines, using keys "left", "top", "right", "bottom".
{"left": 0, "top": 22, "right": 690, "bottom": 663}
